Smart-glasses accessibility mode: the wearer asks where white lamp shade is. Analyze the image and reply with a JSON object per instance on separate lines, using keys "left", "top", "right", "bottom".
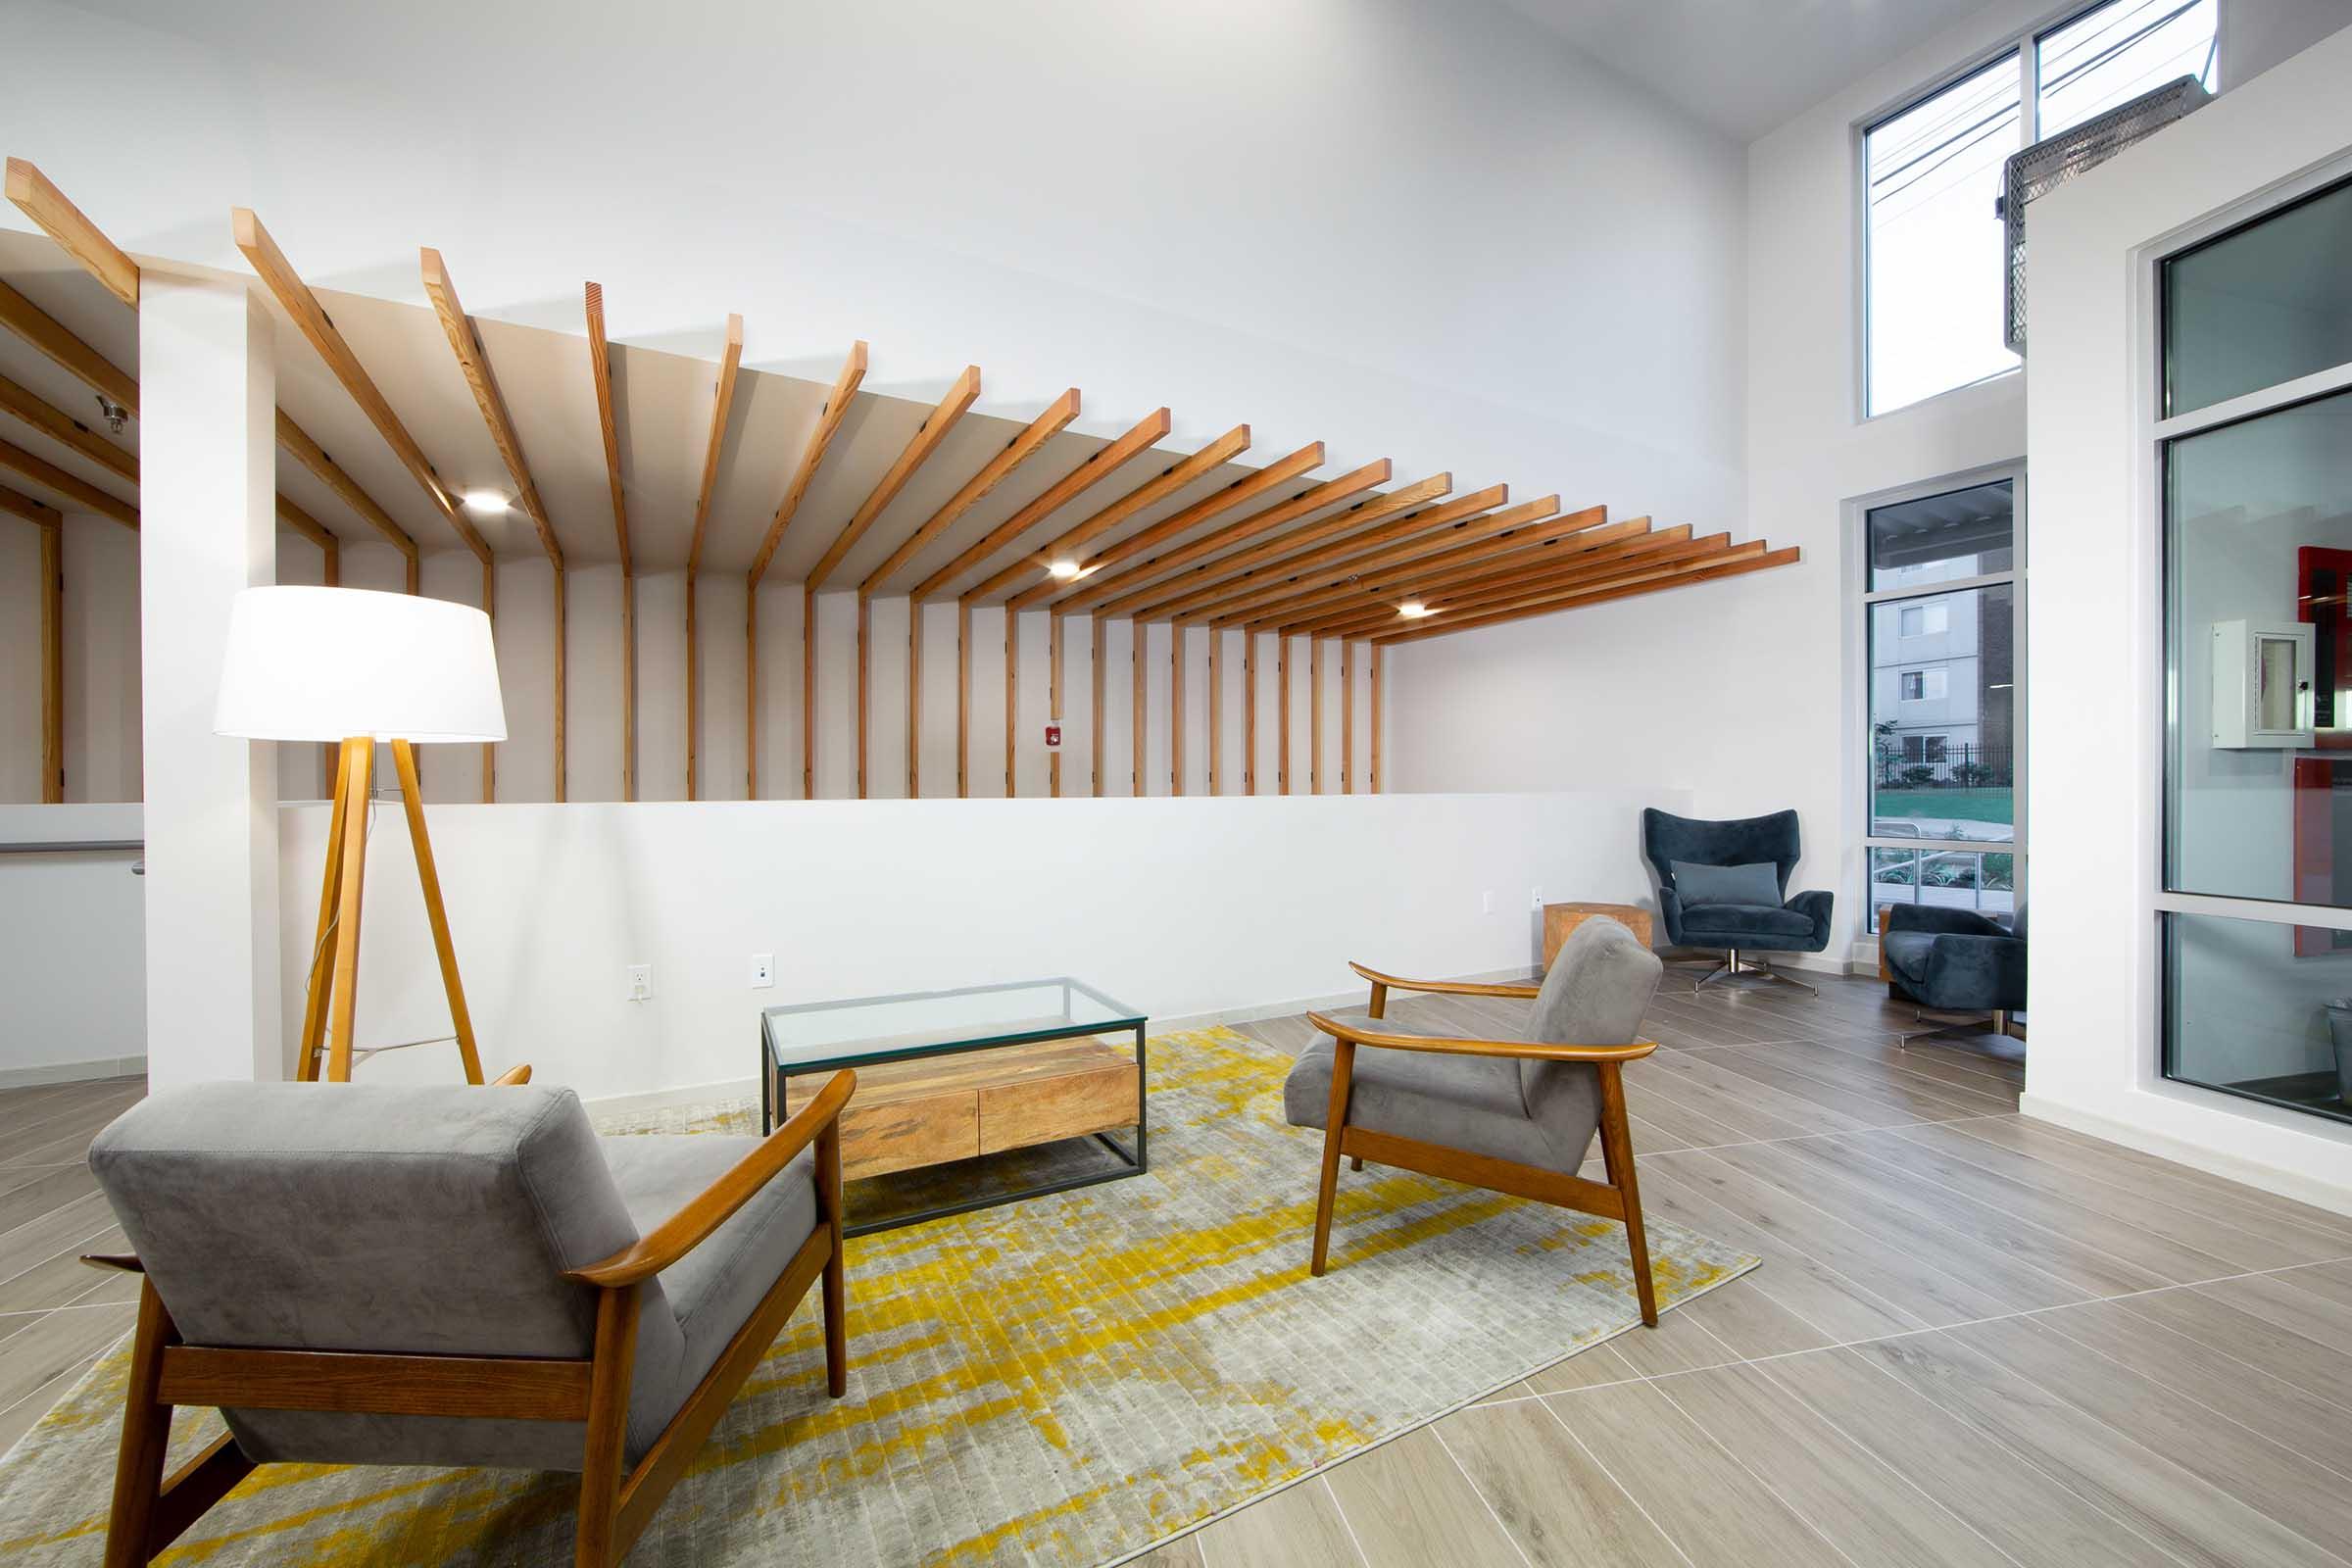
{"left": 214, "top": 586, "right": 507, "bottom": 743}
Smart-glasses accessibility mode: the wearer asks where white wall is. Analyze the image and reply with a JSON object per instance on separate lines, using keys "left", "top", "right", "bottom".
{"left": 276, "top": 789, "right": 1690, "bottom": 1103}
{"left": 2029, "top": 23, "right": 2352, "bottom": 1211}
{"left": 0, "top": 805, "right": 144, "bottom": 1082}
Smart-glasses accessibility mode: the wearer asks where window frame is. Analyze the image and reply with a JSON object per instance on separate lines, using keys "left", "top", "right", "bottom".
{"left": 1851, "top": 0, "right": 2228, "bottom": 423}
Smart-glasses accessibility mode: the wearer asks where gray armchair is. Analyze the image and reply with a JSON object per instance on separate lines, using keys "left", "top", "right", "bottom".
{"left": 1281, "top": 919, "right": 1668, "bottom": 1325}
{"left": 1882, "top": 902, "right": 2027, "bottom": 1047}
{"left": 83, "top": 1073, "right": 854, "bottom": 1568}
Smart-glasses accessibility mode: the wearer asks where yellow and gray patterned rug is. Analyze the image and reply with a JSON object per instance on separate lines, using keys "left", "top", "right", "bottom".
{"left": 0, "top": 1026, "right": 1756, "bottom": 1566}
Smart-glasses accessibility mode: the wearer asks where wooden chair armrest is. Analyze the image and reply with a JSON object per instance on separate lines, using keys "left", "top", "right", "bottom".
{"left": 565, "top": 1069, "right": 857, "bottom": 1288}
{"left": 1307, "top": 1010, "right": 1656, "bottom": 1063}
{"left": 490, "top": 1062, "right": 533, "bottom": 1086}
{"left": 1348, "top": 961, "right": 1540, "bottom": 1001}
{"left": 80, "top": 1252, "right": 143, "bottom": 1273}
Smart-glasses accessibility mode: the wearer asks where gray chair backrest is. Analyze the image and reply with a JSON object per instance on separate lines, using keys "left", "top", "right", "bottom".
{"left": 89, "top": 1082, "right": 662, "bottom": 1360}
{"left": 1522, "top": 918, "right": 1663, "bottom": 1121}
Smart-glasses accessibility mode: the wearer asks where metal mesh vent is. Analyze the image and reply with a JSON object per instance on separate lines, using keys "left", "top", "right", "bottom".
{"left": 2003, "top": 74, "right": 2210, "bottom": 354}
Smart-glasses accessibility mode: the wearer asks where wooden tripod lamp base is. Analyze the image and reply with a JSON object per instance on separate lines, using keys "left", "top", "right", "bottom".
{"left": 295, "top": 737, "right": 488, "bottom": 1084}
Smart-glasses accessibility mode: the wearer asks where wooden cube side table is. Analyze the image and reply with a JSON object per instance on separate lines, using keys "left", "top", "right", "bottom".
{"left": 1542, "top": 902, "right": 1654, "bottom": 965}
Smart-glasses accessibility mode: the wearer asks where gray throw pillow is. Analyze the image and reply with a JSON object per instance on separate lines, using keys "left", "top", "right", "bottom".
{"left": 1672, "top": 859, "right": 1782, "bottom": 907}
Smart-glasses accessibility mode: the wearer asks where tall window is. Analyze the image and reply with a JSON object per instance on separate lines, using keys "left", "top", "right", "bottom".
{"left": 2159, "top": 172, "right": 2352, "bottom": 1129}
{"left": 1861, "top": 474, "right": 2023, "bottom": 933}
{"left": 1863, "top": 0, "right": 2218, "bottom": 417}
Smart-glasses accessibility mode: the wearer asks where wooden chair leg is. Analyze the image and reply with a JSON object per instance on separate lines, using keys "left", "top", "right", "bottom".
{"left": 103, "top": 1281, "right": 175, "bottom": 1568}
{"left": 1350, "top": 1156, "right": 1364, "bottom": 1171}
{"left": 1596, "top": 1062, "right": 1657, "bottom": 1327}
{"left": 818, "top": 1121, "right": 848, "bottom": 1398}
{"left": 575, "top": 1287, "right": 640, "bottom": 1568}
{"left": 1310, "top": 1041, "right": 1355, "bottom": 1277}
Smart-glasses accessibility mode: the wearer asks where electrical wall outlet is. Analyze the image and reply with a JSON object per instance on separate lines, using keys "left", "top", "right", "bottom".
{"left": 626, "top": 964, "right": 653, "bottom": 1003}
{"left": 751, "top": 953, "right": 775, "bottom": 990}
{"left": 1531, "top": 886, "right": 1544, "bottom": 910}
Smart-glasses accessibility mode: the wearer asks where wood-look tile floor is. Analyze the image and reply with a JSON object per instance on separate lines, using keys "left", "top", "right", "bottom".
{"left": 9, "top": 974, "right": 2352, "bottom": 1566}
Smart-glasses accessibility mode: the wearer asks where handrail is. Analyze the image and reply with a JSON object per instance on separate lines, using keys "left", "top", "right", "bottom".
{"left": 0, "top": 839, "right": 142, "bottom": 855}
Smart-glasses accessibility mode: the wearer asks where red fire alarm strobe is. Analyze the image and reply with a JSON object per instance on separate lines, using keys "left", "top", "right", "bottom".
{"left": 1044, "top": 721, "right": 1062, "bottom": 750}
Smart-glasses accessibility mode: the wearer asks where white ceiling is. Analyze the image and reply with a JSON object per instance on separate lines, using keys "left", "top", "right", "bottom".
{"left": 1497, "top": 0, "right": 1999, "bottom": 141}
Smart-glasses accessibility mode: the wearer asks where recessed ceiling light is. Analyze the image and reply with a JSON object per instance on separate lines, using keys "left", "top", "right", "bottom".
{"left": 1398, "top": 601, "right": 1434, "bottom": 618}
{"left": 1049, "top": 560, "right": 1084, "bottom": 580}
{"left": 462, "top": 490, "right": 512, "bottom": 516}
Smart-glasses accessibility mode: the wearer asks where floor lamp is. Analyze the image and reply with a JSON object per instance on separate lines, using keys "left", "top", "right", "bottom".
{"left": 215, "top": 586, "right": 508, "bottom": 1084}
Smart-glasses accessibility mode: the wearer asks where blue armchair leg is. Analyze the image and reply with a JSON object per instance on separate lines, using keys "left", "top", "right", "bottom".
{"left": 1897, "top": 1008, "right": 2018, "bottom": 1049}
{"left": 1694, "top": 949, "right": 1820, "bottom": 997}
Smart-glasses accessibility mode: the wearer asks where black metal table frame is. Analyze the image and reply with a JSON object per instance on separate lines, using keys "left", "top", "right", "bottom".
{"left": 760, "top": 976, "right": 1149, "bottom": 1238}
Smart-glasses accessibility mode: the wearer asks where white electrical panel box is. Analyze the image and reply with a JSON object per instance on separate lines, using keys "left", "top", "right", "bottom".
{"left": 2211, "top": 619, "right": 2315, "bottom": 749}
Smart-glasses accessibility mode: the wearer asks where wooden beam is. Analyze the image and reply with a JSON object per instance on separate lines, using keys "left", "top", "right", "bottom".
{"left": 1049, "top": 613, "right": 1063, "bottom": 798}
{"left": 1102, "top": 471, "right": 1454, "bottom": 621}
{"left": 1091, "top": 615, "right": 1105, "bottom": 798}
{"left": 1004, "top": 609, "right": 1017, "bottom": 797}
{"left": 1370, "top": 646, "right": 1382, "bottom": 793}
{"left": 1341, "top": 641, "right": 1353, "bottom": 794}
{"left": 481, "top": 560, "right": 497, "bottom": 801}
{"left": 910, "top": 408, "right": 1171, "bottom": 602}
{"left": 1309, "top": 638, "right": 1323, "bottom": 794}
{"left": 1207, "top": 628, "right": 1222, "bottom": 796}
{"left": 1218, "top": 498, "right": 1591, "bottom": 629}
{"left": 858, "top": 595, "right": 871, "bottom": 798}
{"left": 961, "top": 423, "right": 1251, "bottom": 605}
{"left": 553, "top": 565, "right": 567, "bottom": 802}
{"left": 232, "top": 209, "right": 486, "bottom": 561}
{"left": 1374, "top": 546, "right": 1802, "bottom": 644}
{"left": 38, "top": 516, "right": 61, "bottom": 803}
{"left": 956, "top": 600, "right": 971, "bottom": 798}
{"left": 1170, "top": 623, "right": 1185, "bottom": 797}
{"left": 750, "top": 342, "right": 869, "bottom": 590}
{"left": 1008, "top": 441, "right": 1326, "bottom": 615}
{"left": 585, "top": 283, "right": 634, "bottom": 800}
{"left": 810, "top": 367, "right": 980, "bottom": 594}
{"left": 273, "top": 493, "right": 334, "bottom": 552}
{"left": 1277, "top": 634, "right": 1292, "bottom": 795}
{"left": 686, "top": 575, "right": 700, "bottom": 800}
{"left": 0, "top": 481, "right": 62, "bottom": 528}
{"left": 1243, "top": 631, "right": 1256, "bottom": 795}
{"left": 685, "top": 314, "right": 744, "bottom": 575}
{"left": 622, "top": 571, "right": 637, "bottom": 802}
{"left": 1287, "top": 520, "right": 1679, "bottom": 638}
{"left": 747, "top": 588, "right": 759, "bottom": 800}
{"left": 802, "top": 588, "right": 816, "bottom": 801}
{"left": 0, "top": 370, "right": 134, "bottom": 480}
{"left": 419, "top": 248, "right": 562, "bottom": 569}
{"left": 0, "top": 279, "right": 137, "bottom": 413}
{"left": 0, "top": 435, "right": 133, "bottom": 526}
{"left": 275, "top": 411, "right": 419, "bottom": 564}
{"left": 1132, "top": 621, "right": 1147, "bottom": 795}
{"left": 1301, "top": 528, "right": 1720, "bottom": 641}
{"left": 860, "top": 387, "right": 1077, "bottom": 596}
{"left": 907, "top": 602, "right": 923, "bottom": 798}
{"left": 7, "top": 159, "right": 138, "bottom": 307}
{"left": 1054, "top": 459, "right": 1394, "bottom": 618}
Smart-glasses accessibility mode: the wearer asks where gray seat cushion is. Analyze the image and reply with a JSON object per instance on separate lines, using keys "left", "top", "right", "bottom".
{"left": 1680, "top": 902, "right": 1816, "bottom": 941}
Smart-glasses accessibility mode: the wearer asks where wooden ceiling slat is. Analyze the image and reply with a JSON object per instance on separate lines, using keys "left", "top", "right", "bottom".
{"left": 420, "top": 248, "right": 562, "bottom": 569}
{"left": 909, "top": 407, "right": 1171, "bottom": 602}
{"left": 583, "top": 282, "right": 630, "bottom": 576}
{"left": 0, "top": 481, "right": 62, "bottom": 528}
{"left": 0, "top": 370, "right": 134, "bottom": 481}
{"left": 0, "top": 434, "right": 133, "bottom": 526}
{"left": 1298, "top": 529, "right": 1728, "bottom": 639}
{"left": 1240, "top": 514, "right": 1656, "bottom": 632}
{"left": 750, "top": 341, "right": 872, "bottom": 589}
{"left": 1210, "top": 497, "right": 1589, "bottom": 628}
{"left": 1054, "top": 458, "right": 1393, "bottom": 618}
{"left": 6, "top": 159, "right": 139, "bottom": 309}
{"left": 1095, "top": 470, "right": 1453, "bottom": 620}
{"left": 0, "top": 278, "right": 138, "bottom": 415}
{"left": 275, "top": 411, "right": 419, "bottom": 562}
{"left": 859, "top": 386, "right": 1077, "bottom": 597}
{"left": 1152, "top": 487, "right": 1512, "bottom": 624}
{"left": 1005, "top": 440, "right": 1326, "bottom": 614}
{"left": 274, "top": 492, "right": 337, "bottom": 552}
{"left": 684, "top": 313, "right": 744, "bottom": 575}
{"left": 808, "top": 364, "right": 981, "bottom": 593}
{"left": 233, "top": 208, "right": 487, "bottom": 562}
{"left": 1373, "top": 546, "right": 1801, "bottom": 644}
{"left": 1117, "top": 476, "right": 1487, "bottom": 624}
{"left": 959, "top": 422, "right": 1252, "bottom": 605}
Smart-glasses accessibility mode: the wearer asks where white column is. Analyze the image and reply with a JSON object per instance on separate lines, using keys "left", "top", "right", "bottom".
{"left": 140, "top": 277, "right": 280, "bottom": 1086}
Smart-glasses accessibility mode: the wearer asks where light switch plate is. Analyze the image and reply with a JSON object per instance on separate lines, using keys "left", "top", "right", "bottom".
{"left": 626, "top": 964, "right": 653, "bottom": 1003}
{"left": 751, "top": 954, "right": 775, "bottom": 990}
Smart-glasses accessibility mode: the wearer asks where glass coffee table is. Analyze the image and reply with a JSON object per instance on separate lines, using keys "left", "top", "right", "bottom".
{"left": 760, "top": 977, "right": 1148, "bottom": 1236}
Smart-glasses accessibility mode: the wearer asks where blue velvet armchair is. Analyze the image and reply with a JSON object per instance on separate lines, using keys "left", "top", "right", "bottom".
{"left": 1641, "top": 808, "right": 1833, "bottom": 994}
{"left": 1881, "top": 903, "right": 2027, "bottom": 1045}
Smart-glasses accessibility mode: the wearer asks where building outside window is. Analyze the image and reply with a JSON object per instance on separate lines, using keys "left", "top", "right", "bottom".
{"left": 1863, "top": 0, "right": 2219, "bottom": 417}
{"left": 2158, "top": 172, "right": 2352, "bottom": 1129}
{"left": 1859, "top": 472, "right": 2023, "bottom": 933}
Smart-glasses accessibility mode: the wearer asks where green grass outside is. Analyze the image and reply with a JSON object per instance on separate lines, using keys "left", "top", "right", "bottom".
{"left": 1873, "top": 788, "right": 2015, "bottom": 827}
